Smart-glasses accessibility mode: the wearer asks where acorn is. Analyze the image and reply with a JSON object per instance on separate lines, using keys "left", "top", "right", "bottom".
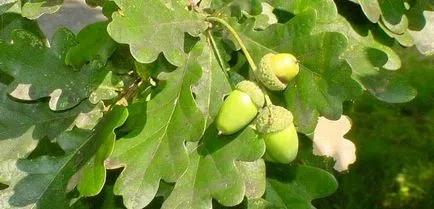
{"left": 216, "top": 81, "right": 265, "bottom": 135}
{"left": 255, "top": 105, "right": 298, "bottom": 163}
{"left": 256, "top": 53, "right": 299, "bottom": 91}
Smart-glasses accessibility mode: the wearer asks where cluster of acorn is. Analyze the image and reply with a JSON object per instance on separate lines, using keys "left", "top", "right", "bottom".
{"left": 216, "top": 53, "right": 300, "bottom": 163}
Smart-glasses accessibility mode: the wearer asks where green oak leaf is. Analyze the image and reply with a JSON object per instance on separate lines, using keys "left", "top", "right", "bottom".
{"left": 253, "top": 3, "right": 278, "bottom": 30}
{"left": 0, "top": 13, "right": 45, "bottom": 41}
{"left": 245, "top": 198, "right": 279, "bottom": 209}
{"left": 107, "top": 38, "right": 229, "bottom": 209}
{"left": 378, "top": 19, "right": 414, "bottom": 47}
{"left": 0, "top": 29, "right": 104, "bottom": 111}
{"left": 265, "top": 0, "right": 337, "bottom": 23}
{"left": 348, "top": 0, "right": 406, "bottom": 24}
{"left": 237, "top": 160, "right": 266, "bottom": 200}
{"left": 0, "top": 0, "right": 20, "bottom": 15}
{"left": 350, "top": 0, "right": 381, "bottom": 23}
{"left": 89, "top": 71, "right": 124, "bottom": 104}
{"left": 407, "top": 2, "right": 434, "bottom": 55}
{"left": 50, "top": 28, "right": 79, "bottom": 60}
{"left": 264, "top": 164, "right": 338, "bottom": 209}
{"left": 1, "top": 0, "right": 63, "bottom": 18}
{"left": 192, "top": 35, "right": 232, "bottom": 128}
{"left": 0, "top": 0, "right": 63, "bottom": 19}
{"left": 315, "top": 15, "right": 417, "bottom": 103}
{"left": 348, "top": 0, "right": 434, "bottom": 55}
{"left": 161, "top": 127, "right": 265, "bottom": 209}
{"left": 0, "top": 107, "right": 128, "bottom": 209}
{"left": 77, "top": 106, "right": 129, "bottom": 197}
{"left": 66, "top": 21, "right": 118, "bottom": 66}
{"left": 0, "top": 83, "right": 98, "bottom": 162}
{"left": 346, "top": 0, "right": 407, "bottom": 33}
{"left": 86, "top": 0, "right": 105, "bottom": 7}
{"left": 230, "top": 10, "right": 362, "bottom": 133}
{"left": 21, "top": 0, "right": 63, "bottom": 19}
{"left": 102, "top": 1, "right": 119, "bottom": 19}
{"left": 107, "top": 0, "right": 208, "bottom": 66}
{"left": 201, "top": 0, "right": 263, "bottom": 17}
{"left": 267, "top": 0, "right": 416, "bottom": 104}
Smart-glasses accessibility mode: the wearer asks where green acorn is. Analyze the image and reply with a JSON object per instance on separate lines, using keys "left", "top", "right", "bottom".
{"left": 255, "top": 105, "right": 299, "bottom": 163}
{"left": 256, "top": 53, "right": 299, "bottom": 91}
{"left": 216, "top": 81, "right": 265, "bottom": 135}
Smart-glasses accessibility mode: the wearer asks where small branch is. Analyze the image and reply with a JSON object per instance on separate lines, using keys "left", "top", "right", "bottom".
{"left": 207, "top": 16, "right": 275, "bottom": 106}
{"left": 108, "top": 78, "right": 143, "bottom": 110}
{"left": 262, "top": 87, "right": 273, "bottom": 106}
{"left": 206, "top": 17, "right": 258, "bottom": 73}
{"left": 206, "top": 30, "right": 228, "bottom": 77}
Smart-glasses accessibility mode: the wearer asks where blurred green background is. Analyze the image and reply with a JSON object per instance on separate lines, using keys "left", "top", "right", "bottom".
{"left": 316, "top": 46, "right": 434, "bottom": 209}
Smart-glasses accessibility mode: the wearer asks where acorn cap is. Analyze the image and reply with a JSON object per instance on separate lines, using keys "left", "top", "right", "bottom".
{"left": 255, "top": 105, "right": 294, "bottom": 134}
{"left": 236, "top": 81, "right": 265, "bottom": 108}
{"left": 257, "top": 53, "right": 287, "bottom": 91}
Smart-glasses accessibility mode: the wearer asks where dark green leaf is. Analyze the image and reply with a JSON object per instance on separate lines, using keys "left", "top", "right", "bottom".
{"left": 0, "top": 29, "right": 104, "bottom": 111}
{"left": 161, "top": 127, "right": 265, "bottom": 209}
{"left": 265, "top": 164, "right": 338, "bottom": 209}
{"left": 0, "top": 107, "right": 128, "bottom": 209}
{"left": 0, "top": 13, "right": 45, "bottom": 41}
{"left": 347, "top": 0, "right": 434, "bottom": 55}
{"left": 0, "top": 83, "right": 99, "bottom": 161}
{"left": 66, "top": 21, "right": 117, "bottom": 66}
{"left": 77, "top": 106, "right": 129, "bottom": 197}
{"left": 268, "top": 0, "right": 416, "bottom": 104}
{"left": 86, "top": 0, "right": 105, "bottom": 7}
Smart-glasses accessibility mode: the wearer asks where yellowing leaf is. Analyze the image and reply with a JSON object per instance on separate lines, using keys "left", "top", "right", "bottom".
{"left": 313, "top": 116, "right": 356, "bottom": 172}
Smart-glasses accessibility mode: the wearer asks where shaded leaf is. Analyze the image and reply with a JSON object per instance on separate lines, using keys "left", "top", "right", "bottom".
{"left": 266, "top": 0, "right": 337, "bottom": 23}
{"left": 265, "top": 164, "right": 338, "bottom": 209}
{"left": 267, "top": 0, "right": 416, "bottom": 104}
{"left": 0, "top": 83, "right": 98, "bottom": 161}
{"left": 0, "top": 13, "right": 45, "bottom": 41}
{"left": 202, "top": 0, "right": 263, "bottom": 17}
{"left": 77, "top": 106, "right": 129, "bottom": 197}
{"left": 0, "top": 29, "right": 104, "bottom": 111}
{"left": 86, "top": 0, "right": 105, "bottom": 7}
{"left": 66, "top": 21, "right": 117, "bottom": 66}
{"left": 162, "top": 127, "right": 265, "bottom": 209}
{"left": 408, "top": 10, "right": 434, "bottom": 55}
{"left": 315, "top": 15, "right": 416, "bottom": 103}
{"left": 349, "top": 0, "right": 434, "bottom": 55}
{"left": 0, "top": 107, "right": 128, "bottom": 209}
{"left": 253, "top": 3, "right": 278, "bottom": 30}
{"left": 89, "top": 71, "right": 124, "bottom": 105}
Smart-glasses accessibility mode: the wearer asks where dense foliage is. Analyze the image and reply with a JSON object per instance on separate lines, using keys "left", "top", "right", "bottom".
{"left": 0, "top": 0, "right": 433, "bottom": 208}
